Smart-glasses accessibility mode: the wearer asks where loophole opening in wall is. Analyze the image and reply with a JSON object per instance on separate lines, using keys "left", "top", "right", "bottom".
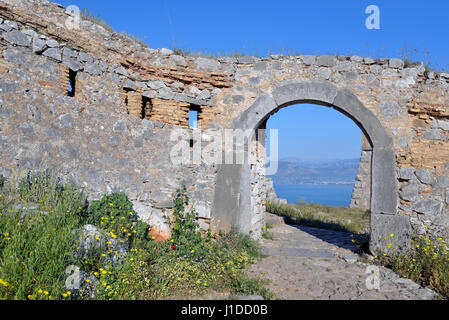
{"left": 189, "top": 104, "right": 202, "bottom": 129}
{"left": 67, "top": 69, "right": 77, "bottom": 97}
{"left": 142, "top": 96, "right": 152, "bottom": 120}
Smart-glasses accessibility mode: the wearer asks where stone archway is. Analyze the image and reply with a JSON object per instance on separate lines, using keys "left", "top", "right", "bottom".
{"left": 212, "top": 80, "right": 412, "bottom": 253}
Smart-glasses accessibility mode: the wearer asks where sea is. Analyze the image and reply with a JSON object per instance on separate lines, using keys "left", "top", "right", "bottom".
{"left": 273, "top": 183, "right": 355, "bottom": 207}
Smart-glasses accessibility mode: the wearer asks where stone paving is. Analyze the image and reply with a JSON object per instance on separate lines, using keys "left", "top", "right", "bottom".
{"left": 246, "top": 216, "right": 439, "bottom": 300}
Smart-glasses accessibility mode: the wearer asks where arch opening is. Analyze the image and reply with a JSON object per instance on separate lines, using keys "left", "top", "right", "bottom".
{"left": 212, "top": 80, "right": 411, "bottom": 253}
{"left": 263, "top": 102, "right": 366, "bottom": 210}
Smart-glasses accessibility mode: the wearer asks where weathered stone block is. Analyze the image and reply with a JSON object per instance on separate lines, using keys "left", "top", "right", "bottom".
{"left": 194, "top": 57, "right": 220, "bottom": 71}
{"left": 47, "top": 128, "right": 61, "bottom": 140}
{"left": 27, "top": 104, "right": 41, "bottom": 120}
{"left": 0, "top": 105, "right": 16, "bottom": 117}
{"left": 399, "top": 190, "right": 419, "bottom": 202}
{"left": 53, "top": 114, "right": 74, "bottom": 128}
{"left": 0, "top": 80, "right": 18, "bottom": 93}
{"left": 170, "top": 55, "right": 187, "bottom": 67}
{"left": 399, "top": 167, "right": 415, "bottom": 180}
{"left": 19, "top": 157, "right": 42, "bottom": 169}
{"left": 379, "top": 101, "right": 399, "bottom": 119}
{"left": 300, "top": 55, "right": 316, "bottom": 66}
{"left": 317, "top": 55, "right": 336, "bottom": 67}
{"left": 413, "top": 199, "right": 444, "bottom": 216}
{"left": 237, "top": 56, "right": 255, "bottom": 64}
{"left": 432, "top": 176, "right": 449, "bottom": 189}
{"left": 4, "top": 30, "right": 31, "bottom": 47}
{"left": 78, "top": 51, "right": 94, "bottom": 63}
{"left": 401, "top": 181, "right": 425, "bottom": 193}
{"left": 112, "top": 120, "right": 128, "bottom": 133}
{"left": 370, "top": 214, "right": 411, "bottom": 254}
{"left": 42, "top": 47, "right": 62, "bottom": 62}
{"left": 254, "top": 61, "right": 268, "bottom": 71}
{"left": 317, "top": 68, "right": 331, "bottom": 80}
{"left": 431, "top": 119, "right": 449, "bottom": 131}
{"left": 399, "top": 136, "right": 408, "bottom": 148}
{"left": 344, "top": 71, "right": 358, "bottom": 80}
{"left": 157, "top": 87, "right": 174, "bottom": 100}
{"left": 422, "top": 129, "right": 447, "bottom": 141}
{"left": 3, "top": 48, "right": 28, "bottom": 65}
{"left": 62, "top": 56, "right": 82, "bottom": 72}
{"left": 84, "top": 63, "right": 103, "bottom": 75}
{"left": 59, "top": 146, "right": 79, "bottom": 159}
{"left": 0, "top": 23, "right": 13, "bottom": 32}
{"left": 122, "top": 79, "right": 137, "bottom": 91}
{"left": 350, "top": 55, "right": 363, "bottom": 62}
{"left": 32, "top": 36, "right": 47, "bottom": 53}
{"left": 113, "top": 66, "right": 128, "bottom": 76}
{"left": 46, "top": 39, "right": 59, "bottom": 48}
{"left": 389, "top": 58, "right": 404, "bottom": 69}
{"left": 132, "top": 202, "right": 171, "bottom": 240}
{"left": 148, "top": 80, "right": 166, "bottom": 90}
{"left": 364, "top": 57, "right": 375, "bottom": 65}
{"left": 19, "top": 122, "right": 34, "bottom": 135}
{"left": 415, "top": 169, "right": 432, "bottom": 184}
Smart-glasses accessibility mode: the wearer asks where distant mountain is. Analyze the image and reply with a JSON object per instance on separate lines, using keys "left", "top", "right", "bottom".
{"left": 268, "top": 158, "right": 359, "bottom": 185}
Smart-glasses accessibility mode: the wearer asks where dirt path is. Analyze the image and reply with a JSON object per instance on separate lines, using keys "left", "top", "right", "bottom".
{"left": 246, "top": 215, "right": 438, "bottom": 300}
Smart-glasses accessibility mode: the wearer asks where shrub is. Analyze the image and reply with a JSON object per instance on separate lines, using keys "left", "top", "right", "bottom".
{"left": 169, "top": 188, "right": 213, "bottom": 260}
{"left": 0, "top": 175, "right": 6, "bottom": 189}
{"left": 377, "top": 234, "right": 449, "bottom": 299}
{"left": 137, "top": 189, "right": 271, "bottom": 299}
{"left": 83, "top": 192, "right": 150, "bottom": 249}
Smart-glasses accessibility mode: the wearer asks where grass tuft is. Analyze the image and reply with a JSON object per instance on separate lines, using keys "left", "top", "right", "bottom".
{"left": 266, "top": 201, "right": 369, "bottom": 235}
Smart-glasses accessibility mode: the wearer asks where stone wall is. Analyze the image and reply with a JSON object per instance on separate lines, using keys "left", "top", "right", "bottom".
{"left": 208, "top": 55, "right": 449, "bottom": 241}
{"left": 350, "top": 133, "right": 372, "bottom": 210}
{"left": 0, "top": 1, "right": 225, "bottom": 238}
{"left": 1, "top": 0, "right": 449, "bottom": 246}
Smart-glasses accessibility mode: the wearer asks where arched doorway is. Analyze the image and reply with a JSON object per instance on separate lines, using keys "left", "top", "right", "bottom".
{"left": 264, "top": 102, "right": 365, "bottom": 208}
{"left": 212, "top": 80, "right": 411, "bottom": 253}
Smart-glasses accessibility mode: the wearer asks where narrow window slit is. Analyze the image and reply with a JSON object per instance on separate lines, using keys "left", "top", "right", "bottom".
{"left": 142, "top": 96, "right": 152, "bottom": 120}
{"left": 67, "top": 69, "right": 77, "bottom": 97}
{"left": 189, "top": 104, "right": 202, "bottom": 129}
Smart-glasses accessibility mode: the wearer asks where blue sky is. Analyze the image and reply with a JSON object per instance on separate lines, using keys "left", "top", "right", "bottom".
{"left": 266, "top": 105, "right": 362, "bottom": 161}
{"left": 55, "top": 0, "right": 449, "bottom": 160}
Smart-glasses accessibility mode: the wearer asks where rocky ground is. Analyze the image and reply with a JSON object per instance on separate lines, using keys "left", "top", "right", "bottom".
{"left": 244, "top": 214, "right": 439, "bottom": 300}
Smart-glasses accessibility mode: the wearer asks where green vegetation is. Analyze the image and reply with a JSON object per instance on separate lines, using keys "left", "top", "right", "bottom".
{"left": 80, "top": 8, "right": 113, "bottom": 32}
{"left": 0, "top": 171, "right": 271, "bottom": 300}
{"left": 376, "top": 234, "right": 449, "bottom": 299}
{"left": 266, "top": 201, "right": 369, "bottom": 235}
{"left": 262, "top": 224, "right": 274, "bottom": 240}
{"left": 80, "top": 8, "right": 148, "bottom": 47}
{"left": 0, "top": 171, "right": 87, "bottom": 299}
{"left": 0, "top": 175, "right": 5, "bottom": 190}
